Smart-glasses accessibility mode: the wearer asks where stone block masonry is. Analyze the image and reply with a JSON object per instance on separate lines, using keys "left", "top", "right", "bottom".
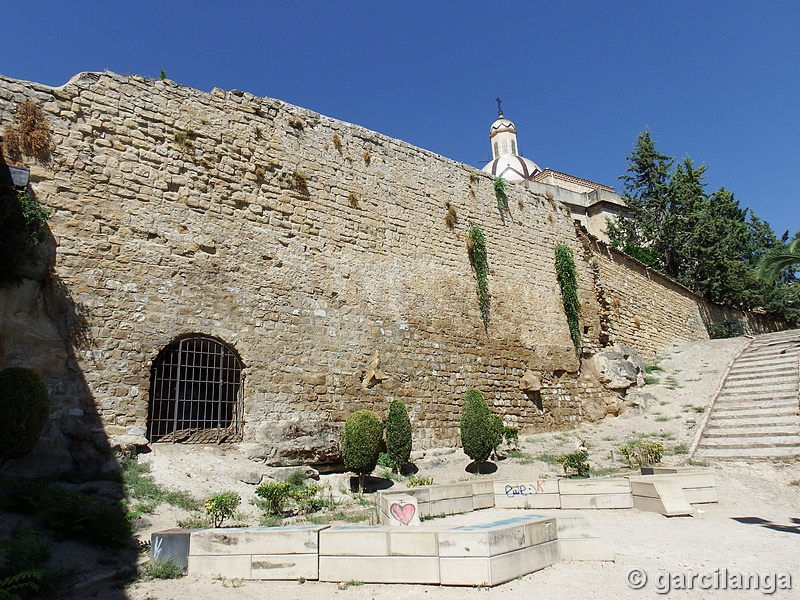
{"left": 0, "top": 72, "right": 782, "bottom": 469}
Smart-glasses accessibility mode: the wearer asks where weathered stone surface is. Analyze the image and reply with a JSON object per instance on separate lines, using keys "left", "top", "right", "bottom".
{"left": 0, "top": 72, "right": 783, "bottom": 470}
{"left": 519, "top": 370, "right": 541, "bottom": 392}
{"left": 591, "top": 346, "right": 644, "bottom": 390}
{"left": 248, "top": 420, "right": 342, "bottom": 466}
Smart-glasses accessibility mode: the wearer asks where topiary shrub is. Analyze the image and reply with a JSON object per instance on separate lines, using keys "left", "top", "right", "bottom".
{"left": 342, "top": 410, "right": 384, "bottom": 493}
{"left": 386, "top": 400, "right": 412, "bottom": 473}
{"left": 460, "top": 389, "right": 495, "bottom": 473}
{"left": 0, "top": 368, "right": 50, "bottom": 463}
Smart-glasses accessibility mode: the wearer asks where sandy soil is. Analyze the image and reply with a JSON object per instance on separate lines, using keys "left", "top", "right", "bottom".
{"left": 53, "top": 336, "right": 800, "bottom": 598}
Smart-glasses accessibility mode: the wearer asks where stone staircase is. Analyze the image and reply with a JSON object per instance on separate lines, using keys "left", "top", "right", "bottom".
{"left": 694, "top": 329, "right": 800, "bottom": 461}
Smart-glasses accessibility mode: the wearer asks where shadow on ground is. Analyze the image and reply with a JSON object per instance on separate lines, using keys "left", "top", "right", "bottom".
{"left": 731, "top": 516, "right": 800, "bottom": 535}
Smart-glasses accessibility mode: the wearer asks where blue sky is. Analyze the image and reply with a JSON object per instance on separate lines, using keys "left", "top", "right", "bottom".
{"left": 3, "top": 1, "right": 798, "bottom": 237}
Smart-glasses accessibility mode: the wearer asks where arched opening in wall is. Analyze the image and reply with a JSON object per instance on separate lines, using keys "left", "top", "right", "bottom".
{"left": 148, "top": 335, "right": 243, "bottom": 444}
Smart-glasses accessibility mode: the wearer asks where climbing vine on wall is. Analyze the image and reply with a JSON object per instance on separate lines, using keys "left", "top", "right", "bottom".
{"left": 493, "top": 177, "right": 508, "bottom": 212}
{"left": 555, "top": 244, "right": 581, "bottom": 351}
{"left": 467, "top": 225, "right": 490, "bottom": 329}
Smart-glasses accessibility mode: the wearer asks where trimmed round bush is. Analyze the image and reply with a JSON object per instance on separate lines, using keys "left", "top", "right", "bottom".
{"left": 460, "top": 389, "right": 494, "bottom": 468}
{"left": 386, "top": 400, "right": 412, "bottom": 473}
{"left": 342, "top": 409, "right": 384, "bottom": 492}
{"left": 0, "top": 367, "right": 50, "bottom": 461}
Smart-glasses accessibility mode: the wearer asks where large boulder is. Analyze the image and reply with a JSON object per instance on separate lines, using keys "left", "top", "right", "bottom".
{"left": 245, "top": 419, "right": 343, "bottom": 467}
{"left": 591, "top": 345, "right": 645, "bottom": 390}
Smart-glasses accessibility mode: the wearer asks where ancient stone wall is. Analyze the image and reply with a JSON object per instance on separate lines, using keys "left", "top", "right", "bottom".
{"left": 0, "top": 72, "right": 611, "bottom": 466}
{"left": 0, "top": 72, "right": 784, "bottom": 468}
{"left": 581, "top": 231, "right": 783, "bottom": 360}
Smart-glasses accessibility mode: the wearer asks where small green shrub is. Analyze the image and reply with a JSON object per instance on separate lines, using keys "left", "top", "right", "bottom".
{"left": 619, "top": 441, "right": 664, "bottom": 468}
{"left": 254, "top": 481, "right": 293, "bottom": 515}
{"left": 283, "top": 468, "right": 308, "bottom": 488}
{"left": 460, "top": 389, "right": 495, "bottom": 471}
{"left": 376, "top": 452, "right": 395, "bottom": 469}
{"left": 176, "top": 514, "right": 209, "bottom": 529}
{"left": 0, "top": 368, "right": 50, "bottom": 462}
{"left": 1, "top": 477, "right": 131, "bottom": 547}
{"left": 342, "top": 410, "right": 384, "bottom": 493}
{"left": 0, "top": 529, "right": 49, "bottom": 600}
{"left": 0, "top": 570, "right": 44, "bottom": 600}
{"left": 503, "top": 426, "right": 519, "bottom": 448}
{"left": 670, "top": 443, "right": 690, "bottom": 455}
{"left": 407, "top": 476, "right": 433, "bottom": 487}
{"left": 204, "top": 491, "right": 240, "bottom": 528}
{"left": 121, "top": 459, "right": 200, "bottom": 511}
{"left": 138, "top": 558, "right": 183, "bottom": 580}
{"left": 386, "top": 400, "right": 412, "bottom": 473}
{"left": 554, "top": 451, "right": 590, "bottom": 478}
{"left": 709, "top": 318, "right": 744, "bottom": 339}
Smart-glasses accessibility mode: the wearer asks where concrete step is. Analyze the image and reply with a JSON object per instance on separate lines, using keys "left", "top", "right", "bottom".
{"left": 694, "top": 446, "right": 800, "bottom": 460}
{"left": 737, "top": 348, "right": 800, "bottom": 361}
{"left": 712, "top": 398, "right": 798, "bottom": 411}
{"left": 708, "top": 407, "right": 799, "bottom": 420}
{"left": 707, "top": 414, "right": 799, "bottom": 426}
{"left": 698, "top": 436, "right": 800, "bottom": 449}
{"left": 726, "top": 371, "right": 797, "bottom": 383}
{"left": 733, "top": 354, "right": 798, "bottom": 366}
{"left": 714, "top": 386, "right": 798, "bottom": 398}
{"left": 703, "top": 425, "right": 800, "bottom": 438}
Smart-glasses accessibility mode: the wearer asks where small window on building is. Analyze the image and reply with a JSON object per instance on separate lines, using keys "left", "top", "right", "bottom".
{"left": 493, "top": 141, "right": 499, "bottom": 157}
{"left": 148, "top": 336, "right": 243, "bottom": 443}
{"left": 511, "top": 140, "right": 517, "bottom": 155}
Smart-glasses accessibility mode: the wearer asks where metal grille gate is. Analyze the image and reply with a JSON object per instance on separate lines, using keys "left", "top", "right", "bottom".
{"left": 147, "top": 336, "right": 243, "bottom": 443}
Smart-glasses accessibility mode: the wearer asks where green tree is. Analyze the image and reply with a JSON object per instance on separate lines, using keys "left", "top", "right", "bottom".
{"left": 341, "top": 410, "right": 384, "bottom": 493}
{"left": 758, "top": 236, "right": 800, "bottom": 284}
{"left": 385, "top": 400, "right": 412, "bottom": 474}
{"left": 607, "top": 129, "right": 673, "bottom": 264}
{"left": 460, "top": 389, "right": 495, "bottom": 473}
{"left": 607, "top": 130, "right": 798, "bottom": 325}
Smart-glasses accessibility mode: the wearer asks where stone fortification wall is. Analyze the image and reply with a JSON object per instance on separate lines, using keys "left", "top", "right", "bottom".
{"left": 582, "top": 231, "right": 783, "bottom": 360}
{"left": 0, "top": 72, "right": 611, "bottom": 467}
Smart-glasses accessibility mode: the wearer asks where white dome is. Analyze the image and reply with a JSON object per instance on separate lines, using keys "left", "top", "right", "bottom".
{"left": 482, "top": 155, "right": 541, "bottom": 182}
{"left": 489, "top": 117, "right": 517, "bottom": 138}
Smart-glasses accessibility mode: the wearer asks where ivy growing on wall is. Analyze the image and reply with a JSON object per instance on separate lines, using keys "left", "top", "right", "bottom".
{"left": 555, "top": 244, "right": 581, "bottom": 351}
{"left": 467, "top": 225, "right": 490, "bottom": 329}
{"left": 493, "top": 177, "right": 508, "bottom": 212}
{"left": 0, "top": 183, "right": 50, "bottom": 286}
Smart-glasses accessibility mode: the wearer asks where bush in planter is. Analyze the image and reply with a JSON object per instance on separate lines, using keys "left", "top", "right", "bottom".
{"left": 0, "top": 367, "right": 50, "bottom": 463}
{"left": 385, "top": 400, "right": 412, "bottom": 473}
{"left": 342, "top": 410, "right": 384, "bottom": 493}
{"left": 460, "top": 389, "right": 496, "bottom": 472}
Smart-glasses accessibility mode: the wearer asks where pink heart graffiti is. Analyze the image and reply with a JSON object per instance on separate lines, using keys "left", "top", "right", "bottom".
{"left": 390, "top": 502, "right": 416, "bottom": 525}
